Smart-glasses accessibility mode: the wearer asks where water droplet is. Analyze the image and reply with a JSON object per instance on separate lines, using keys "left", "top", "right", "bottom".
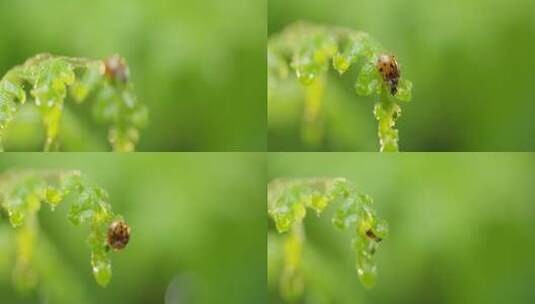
{"left": 357, "top": 265, "right": 377, "bottom": 289}
{"left": 308, "top": 194, "right": 328, "bottom": 215}
{"left": 92, "top": 252, "right": 112, "bottom": 287}
{"left": 272, "top": 206, "right": 291, "bottom": 233}
{"left": 333, "top": 53, "right": 350, "bottom": 75}
{"left": 45, "top": 187, "right": 63, "bottom": 209}
{"left": 295, "top": 70, "right": 316, "bottom": 85}
{"left": 8, "top": 209, "right": 24, "bottom": 227}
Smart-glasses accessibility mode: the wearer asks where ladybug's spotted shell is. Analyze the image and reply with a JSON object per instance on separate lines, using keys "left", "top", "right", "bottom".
{"left": 376, "top": 54, "right": 400, "bottom": 95}
{"left": 107, "top": 220, "right": 131, "bottom": 251}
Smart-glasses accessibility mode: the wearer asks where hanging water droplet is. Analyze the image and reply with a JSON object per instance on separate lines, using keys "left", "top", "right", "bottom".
{"left": 92, "top": 252, "right": 112, "bottom": 287}
{"left": 271, "top": 206, "right": 291, "bottom": 233}
{"left": 45, "top": 186, "right": 63, "bottom": 210}
{"left": 357, "top": 264, "right": 377, "bottom": 289}
{"left": 8, "top": 209, "right": 24, "bottom": 227}
{"left": 295, "top": 69, "right": 316, "bottom": 85}
{"left": 333, "top": 53, "right": 350, "bottom": 75}
{"left": 308, "top": 194, "right": 328, "bottom": 215}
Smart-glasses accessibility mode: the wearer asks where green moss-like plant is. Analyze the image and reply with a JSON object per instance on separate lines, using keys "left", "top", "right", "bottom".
{"left": 268, "top": 177, "right": 388, "bottom": 301}
{"left": 0, "top": 54, "right": 148, "bottom": 151}
{"left": 268, "top": 22, "right": 413, "bottom": 151}
{"left": 0, "top": 169, "right": 130, "bottom": 290}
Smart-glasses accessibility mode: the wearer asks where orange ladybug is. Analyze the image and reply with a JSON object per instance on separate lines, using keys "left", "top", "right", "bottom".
{"left": 107, "top": 220, "right": 131, "bottom": 251}
{"left": 376, "top": 54, "right": 400, "bottom": 95}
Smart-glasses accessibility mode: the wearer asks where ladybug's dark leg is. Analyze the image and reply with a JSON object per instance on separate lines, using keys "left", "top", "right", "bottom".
{"left": 393, "top": 83, "right": 399, "bottom": 95}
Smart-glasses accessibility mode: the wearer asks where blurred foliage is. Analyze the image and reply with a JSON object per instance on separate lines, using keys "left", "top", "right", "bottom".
{"left": 0, "top": 54, "right": 147, "bottom": 151}
{"left": 268, "top": 153, "right": 535, "bottom": 303}
{"left": 268, "top": 177, "right": 387, "bottom": 302}
{"left": 268, "top": 0, "right": 535, "bottom": 151}
{"left": 268, "top": 22, "right": 412, "bottom": 151}
{"left": 0, "top": 0, "right": 265, "bottom": 151}
{"left": 0, "top": 153, "right": 265, "bottom": 303}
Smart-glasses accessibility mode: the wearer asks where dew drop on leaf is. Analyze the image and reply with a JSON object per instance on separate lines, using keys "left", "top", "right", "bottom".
{"left": 45, "top": 186, "right": 63, "bottom": 210}
{"left": 271, "top": 206, "right": 292, "bottom": 233}
{"left": 357, "top": 265, "right": 377, "bottom": 289}
{"left": 333, "top": 53, "right": 351, "bottom": 75}
{"left": 8, "top": 209, "right": 25, "bottom": 227}
{"left": 295, "top": 68, "right": 317, "bottom": 86}
{"left": 307, "top": 194, "right": 328, "bottom": 215}
{"left": 92, "top": 251, "right": 112, "bottom": 287}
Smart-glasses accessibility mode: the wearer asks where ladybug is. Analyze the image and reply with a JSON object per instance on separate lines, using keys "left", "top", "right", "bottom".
{"left": 366, "top": 229, "right": 382, "bottom": 242}
{"left": 104, "top": 54, "right": 129, "bottom": 84}
{"left": 107, "top": 220, "right": 131, "bottom": 251}
{"left": 376, "top": 54, "right": 400, "bottom": 95}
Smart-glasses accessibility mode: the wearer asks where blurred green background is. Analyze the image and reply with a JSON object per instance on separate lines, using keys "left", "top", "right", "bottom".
{"left": 0, "top": 153, "right": 265, "bottom": 303}
{"left": 0, "top": 0, "right": 265, "bottom": 151}
{"left": 268, "top": 153, "right": 535, "bottom": 303}
{"left": 268, "top": 0, "right": 535, "bottom": 151}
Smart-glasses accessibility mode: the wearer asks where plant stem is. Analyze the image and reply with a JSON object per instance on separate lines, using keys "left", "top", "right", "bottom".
{"left": 13, "top": 213, "right": 39, "bottom": 292}
{"left": 281, "top": 222, "right": 305, "bottom": 302}
{"left": 301, "top": 77, "right": 325, "bottom": 147}
{"left": 42, "top": 105, "right": 63, "bottom": 152}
